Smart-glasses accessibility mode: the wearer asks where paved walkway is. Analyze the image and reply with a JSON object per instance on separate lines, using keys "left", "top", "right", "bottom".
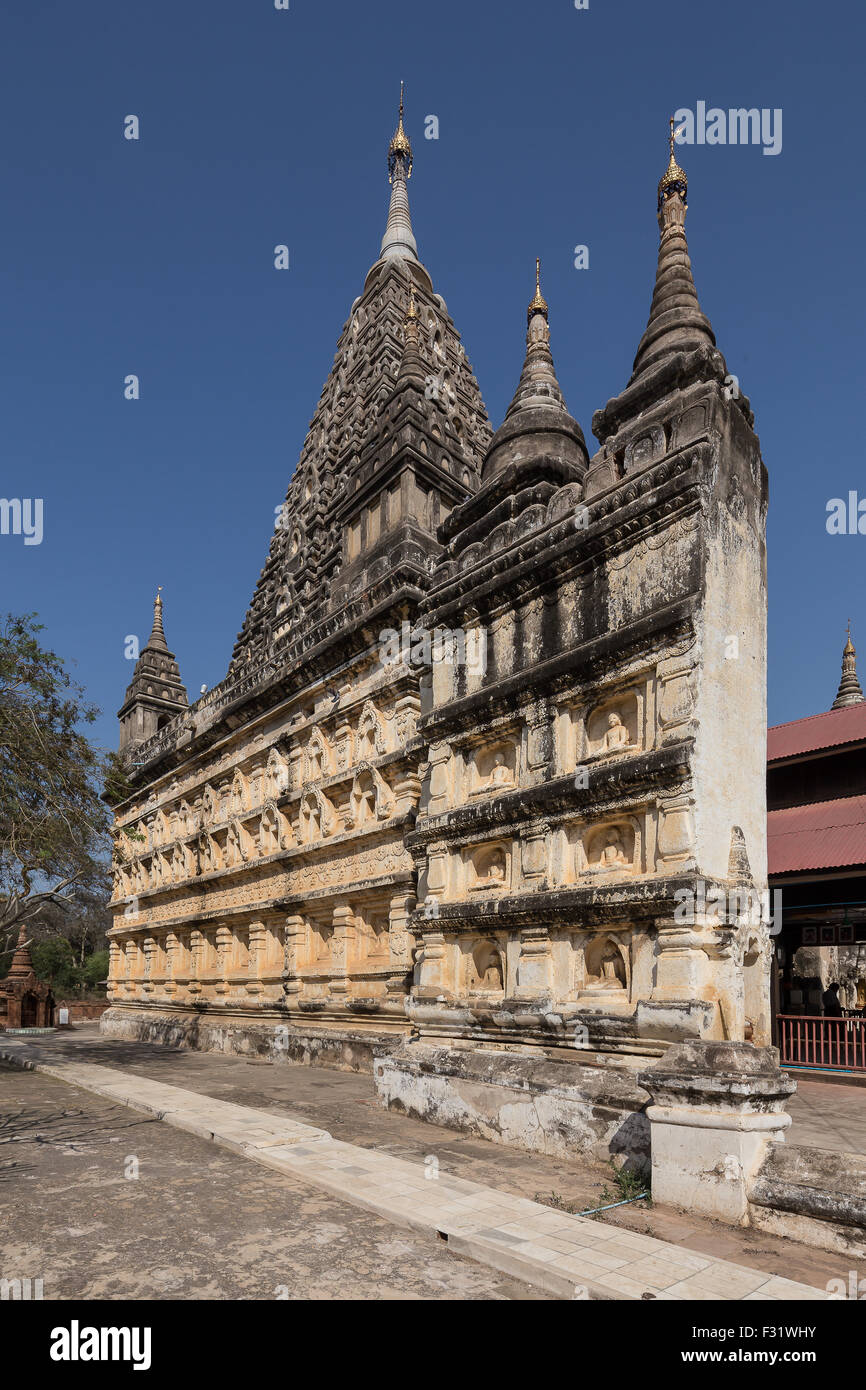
{"left": 787, "top": 1078, "right": 866, "bottom": 1155}
{"left": 0, "top": 1062, "right": 536, "bottom": 1300}
{"left": 0, "top": 1030, "right": 837, "bottom": 1301}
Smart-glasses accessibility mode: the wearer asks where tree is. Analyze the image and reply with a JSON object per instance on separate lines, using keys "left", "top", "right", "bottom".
{"left": 82, "top": 949, "right": 109, "bottom": 990}
{"left": 30, "top": 937, "right": 78, "bottom": 994}
{"left": 0, "top": 613, "right": 119, "bottom": 952}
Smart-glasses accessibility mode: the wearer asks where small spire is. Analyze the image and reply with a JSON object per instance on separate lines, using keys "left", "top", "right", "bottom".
{"left": 147, "top": 586, "right": 168, "bottom": 651}
{"left": 380, "top": 83, "right": 418, "bottom": 262}
{"left": 629, "top": 114, "right": 716, "bottom": 382}
{"left": 527, "top": 257, "right": 548, "bottom": 321}
{"left": 5, "top": 923, "right": 37, "bottom": 981}
{"left": 832, "top": 622, "right": 865, "bottom": 709}
{"left": 395, "top": 275, "right": 424, "bottom": 381}
{"left": 506, "top": 262, "right": 565, "bottom": 417}
{"left": 481, "top": 275, "right": 589, "bottom": 481}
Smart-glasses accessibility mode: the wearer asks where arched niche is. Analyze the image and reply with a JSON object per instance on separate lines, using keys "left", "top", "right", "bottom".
{"left": 583, "top": 690, "right": 641, "bottom": 762}
{"left": 305, "top": 727, "right": 332, "bottom": 781}
{"left": 469, "top": 741, "right": 516, "bottom": 796}
{"left": 582, "top": 933, "right": 630, "bottom": 996}
{"left": 356, "top": 701, "right": 386, "bottom": 760}
{"left": 580, "top": 819, "right": 640, "bottom": 877}
{"left": 467, "top": 939, "right": 505, "bottom": 994}
{"left": 469, "top": 843, "right": 509, "bottom": 892}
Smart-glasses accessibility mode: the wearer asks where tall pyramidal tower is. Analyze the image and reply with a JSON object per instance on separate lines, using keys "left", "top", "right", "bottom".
{"left": 106, "top": 94, "right": 491, "bottom": 1061}
{"left": 229, "top": 84, "right": 491, "bottom": 675}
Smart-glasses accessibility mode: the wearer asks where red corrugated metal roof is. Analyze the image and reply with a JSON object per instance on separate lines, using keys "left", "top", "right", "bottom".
{"left": 768, "top": 795, "right": 866, "bottom": 874}
{"left": 768, "top": 703, "right": 866, "bottom": 762}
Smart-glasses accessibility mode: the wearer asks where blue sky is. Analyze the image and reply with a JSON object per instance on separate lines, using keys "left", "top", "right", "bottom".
{"left": 1, "top": 0, "right": 863, "bottom": 753}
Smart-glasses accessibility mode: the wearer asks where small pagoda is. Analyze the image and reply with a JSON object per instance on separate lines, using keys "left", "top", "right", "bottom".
{"left": 0, "top": 925, "right": 55, "bottom": 1030}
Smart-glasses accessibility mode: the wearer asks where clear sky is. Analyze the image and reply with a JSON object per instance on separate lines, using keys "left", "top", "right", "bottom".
{"left": 1, "top": 0, "right": 863, "bottom": 755}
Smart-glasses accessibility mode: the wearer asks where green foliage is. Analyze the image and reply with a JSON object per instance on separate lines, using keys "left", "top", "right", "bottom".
{"left": 0, "top": 612, "right": 113, "bottom": 938}
{"left": 28, "top": 939, "right": 108, "bottom": 998}
{"left": 599, "top": 1161, "right": 651, "bottom": 1205}
{"left": 533, "top": 1189, "right": 580, "bottom": 1214}
{"left": 535, "top": 1163, "right": 651, "bottom": 1222}
{"left": 31, "top": 937, "right": 77, "bottom": 992}
{"left": 82, "top": 949, "right": 109, "bottom": 988}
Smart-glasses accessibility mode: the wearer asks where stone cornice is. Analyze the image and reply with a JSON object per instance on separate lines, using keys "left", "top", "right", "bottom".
{"left": 409, "top": 874, "right": 701, "bottom": 932}
{"left": 407, "top": 742, "right": 694, "bottom": 849}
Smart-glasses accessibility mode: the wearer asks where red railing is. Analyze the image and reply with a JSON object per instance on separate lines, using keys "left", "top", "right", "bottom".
{"left": 777, "top": 1014, "right": 866, "bottom": 1071}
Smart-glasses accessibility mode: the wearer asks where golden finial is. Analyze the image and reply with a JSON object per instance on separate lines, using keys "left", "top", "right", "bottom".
{"left": 845, "top": 619, "right": 855, "bottom": 656}
{"left": 388, "top": 80, "right": 413, "bottom": 182}
{"left": 527, "top": 257, "right": 548, "bottom": 320}
{"left": 406, "top": 283, "right": 417, "bottom": 320}
{"left": 155, "top": 585, "right": 163, "bottom": 605}
{"left": 658, "top": 114, "right": 688, "bottom": 211}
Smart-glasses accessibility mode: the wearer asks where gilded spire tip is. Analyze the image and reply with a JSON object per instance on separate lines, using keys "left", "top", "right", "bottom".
{"left": 658, "top": 114, "right": 688, "bottom": 217}
{"left": 388, "top": 81, "right": 413, "bottom": 183}
{"left": 527, "top": 256, "right": 548, "bottom": 320}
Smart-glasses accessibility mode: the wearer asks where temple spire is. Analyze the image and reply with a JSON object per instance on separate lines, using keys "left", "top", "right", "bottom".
{"left": 6, "top": 923, "right": 36, "bottom": 980}
{"left": 832, "top": 623, "right": 866, "bottom": 709}
{"left": 380, "top": 82, "right": 418, "bottom": 262}
{"left": 118, "top": 588, "right": 188, "bottom": 752}
{"left": 147, "top": 586, "right": 168, "bottom": 652}
{"left": 482, "top": 262, "right": 588, "bottom": 480}
{"left": 504, "top": 258, "right": 566, "bottom": 417}
{"left": 629, "top": 116, "right": 716, "bottom": 382}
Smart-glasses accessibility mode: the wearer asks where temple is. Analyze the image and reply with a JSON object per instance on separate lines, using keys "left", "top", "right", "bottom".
{"left": 104, "top": 104, "right": 775, "bottom": 1176}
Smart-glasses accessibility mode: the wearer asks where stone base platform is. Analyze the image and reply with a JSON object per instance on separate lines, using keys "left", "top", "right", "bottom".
{"left": 99, "top": 1005, "right": 407, "bottom": 1074}
{"left": 749, "top": 1142, "right": 866, "bottom": 1260}
{"left": 374, "top": 1041, "right": 652, "bottom": 1167}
